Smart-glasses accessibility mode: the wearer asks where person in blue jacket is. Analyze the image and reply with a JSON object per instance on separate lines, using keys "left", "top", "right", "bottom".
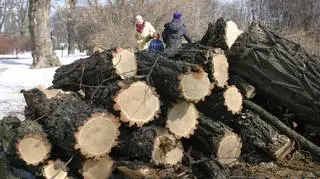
{"left": 162, "top": 11, "right": 192, "bottom": 49}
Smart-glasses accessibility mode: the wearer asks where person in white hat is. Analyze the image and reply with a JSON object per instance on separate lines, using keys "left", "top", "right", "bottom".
{"left": 134, "top": 15, "right": 156, "bottom": 51}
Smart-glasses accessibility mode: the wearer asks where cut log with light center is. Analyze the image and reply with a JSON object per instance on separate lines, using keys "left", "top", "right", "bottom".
{"left": 42, "top": 160, "right": 68, "bottom": 179}
{"left": 112, "top": 48, "right": 137, "bottom": 79}
{"left": 179, "top": 68, "right": 212, "bottom": 102}
{"left": 41, "top": 97, "right": 120, "bottom": 158}
{"left": 201, "top": 18, "right": 243, "bottom": 50}
{"left": 212, "top": 53, "right": 229, "bottom": 87}
{"left": 75, "top": 113, "right": 120, "bottom": 158}
{"left": 166, "top": 101, "right": 199, "bottom": 139}
{"left": 136, "top": 52, "right": 212, "bottom": 102}
{"left": 167, "top": 44, "right": 229, "bottom": 87}
{"left": 82, "top": 157, "right": 114, "bottom": 179}
{"left": 0, "top": 117, "right": 51, "bottom": 166}
{"left": 113, "top": 126, "right": 184, "bottom": 166}
{"left": 190, "top": 116, "right": 242, "bottom": 166}
{"left": 197, "top": 85, "right": 243, "bottom": 119}
{"left": 114, "top": 81, "right": 160, "bottom": 127}
{"left": 17, "top": 136, "right": 50, "bottom": 166}
{"left": 52, "top": 48, "right": 137, "bottom": 92}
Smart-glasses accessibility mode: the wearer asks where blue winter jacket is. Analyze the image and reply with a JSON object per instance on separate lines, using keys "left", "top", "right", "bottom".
{"left": 162, "top": 19, "right": 192, "bottom": 49}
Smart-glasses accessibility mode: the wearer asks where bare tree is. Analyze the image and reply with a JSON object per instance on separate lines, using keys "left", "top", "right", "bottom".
{"left": 67, "top": 0, "right": 77, "bottom": 55}
{"left": 29, "top": 0, "right": 61, "bottom": 68}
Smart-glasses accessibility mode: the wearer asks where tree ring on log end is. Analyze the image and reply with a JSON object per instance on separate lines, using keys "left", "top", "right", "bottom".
{"left": 42, "top": 160, "right": 68, "bottom": 179}
{"left": 151, "top": 132, "right": 184, "bottom": 165}
{"left": 217, "top": 131, "right": 242, "bottom": 166}
{"left": 112, "top": 49, "right": 137, "bottom": 79}
{"left": 82, "top": 157, "right": 114, "bottom": 179}
{"left": 179, "top": 68, "right": 212, "bottom": 102}
{"left": 225, "top": 21, "right": 243, "bottom": 48}
{"left": 17, "top": 135, "right": 51, "bottom": 165}
{"left": 166, "top": 101, "right": 199, "bottom": 139}
{"left": 114, "top": 81, "right": 160, "bottom": 127}
{"left": 212, "top": 54, "right": 229, "bottom": 88}
{"left": 75, "top": 112, "right": 120, "bottom": 158}
{"left": 223, "top": 86, "right": 243, "bottom": 114}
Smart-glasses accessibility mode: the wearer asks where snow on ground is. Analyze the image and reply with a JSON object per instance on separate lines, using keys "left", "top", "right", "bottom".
{"left": 0, "top": 50, "right": 88, "bottom": 120}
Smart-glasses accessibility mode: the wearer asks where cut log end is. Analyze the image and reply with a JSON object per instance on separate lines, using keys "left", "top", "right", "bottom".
{"left": 75, "top": 112, "right": 120, "bottom": 158}
{"left": 114, "top": 81, "right": 160, "bottom": 127}
{"left": 17, "top": 135, "right": 51, "bottom": 166}
{"left": 42, "top": 160, "right": 68, "bottom": 179}
{"left": 223, "top": 86, "right": 243, "bottom": 114}
{"left": 82, "top": 157, "right": 115, "bottom": 179}
{"left": 216, "top": 131, "right": 242, "bottom": 166}
{"left": 225, "top": 21, "right": 243, "bottom": 48}
{"left": 212, "top": 54, "right": 229, "bottom": 87}
{"left": 112, "top": 49, "right": 137, "bottom": 79}
{"left": 166, "top": 101, "right": 199, "bottom": 139}
{"left": 151, "top": 131, "right": 184, "bottom": 165}
{"left": 179, "top": 69, "right": 212, "bottom": 102}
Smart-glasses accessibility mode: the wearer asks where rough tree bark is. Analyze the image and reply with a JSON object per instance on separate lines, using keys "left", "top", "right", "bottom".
{"left": 228, "top": 22, "right": 320, "bottom": 124}
{"left": 112, "top": 126, "right": 184, "bottom": 166}
{"left": 67, "top": 0, "right": 77, "bottom": 55}
{"left": 28, "top": 0, "right": 61, "bottom": 68}
{"left": 231, "top": 110, "right": 294, "bottom": 160}
{"left": 189, "top": 116, "right": 242, "bottom": 166}
{"left": 136, "top": 51, "right": 212, "bottom": 103}
{"left": 52, "top": 48, "right": 137, "bottom": 92}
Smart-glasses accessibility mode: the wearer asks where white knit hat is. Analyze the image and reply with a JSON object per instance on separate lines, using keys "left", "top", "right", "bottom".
{"left": 135, "top": 15, "right": 143, "bottom": 24}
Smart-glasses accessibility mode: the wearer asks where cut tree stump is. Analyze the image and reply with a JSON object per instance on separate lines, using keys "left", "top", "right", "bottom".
{"left": 52, "top": 48, "right": 137, "bottom": 92}
{"left": 136, "top": 51, "right": 212, "bottom": 102}
{"left": 42, "top": 159, "right": 69, "bottom": 179}
{"left": 88, "top": 79, "right": 161, "bottom": 127}
{"left": 200, "top": 18, "right": 243, "bottom": 50}
{"left": 112, "top": 126, "right": 184, "bottom": 166}
{"left": 81, "top": 156, "right": 115, "bottom": 179}
{"left": 21, "top": 86, "right": 75, "bottom": 121}
{"left": 231, "top": 110, "right": 294, "bottom": 160}
{"left": 168, "top": 44, "right": 229, "bottom": 87}
{"left": 229, "top": 75, "right": 256, "bottom": 99}
{"left": 0, "top": 116, "right": 51, "bottom": 166}
{"left": 228, "top": 21, "right": 320, "bottom": 124}
{"left": 42, "top": 98, "right": 120, "bottom": 158}
{"left": 166, "top": 100, "right": 199, "bottom": 139}
{"left": 190, "top": 116, "right": 242, "bottom": 166}
{"left": 197, "top": 85, "right": 243, "bottom": 119}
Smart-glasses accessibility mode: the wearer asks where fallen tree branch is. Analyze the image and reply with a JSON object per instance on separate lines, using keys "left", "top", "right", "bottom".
{"left": 243, "top": 99, "right": 320, "bottom": 159}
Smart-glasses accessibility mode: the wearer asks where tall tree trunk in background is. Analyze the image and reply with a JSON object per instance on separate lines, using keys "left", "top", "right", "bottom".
{"left": 28, "top": 0, "right": 61, "bottom": 68}
{"left": 67, "top": 0, "right": 77, "bottom": 55}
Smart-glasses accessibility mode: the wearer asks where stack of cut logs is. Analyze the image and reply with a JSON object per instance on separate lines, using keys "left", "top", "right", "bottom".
{"left": 1, "top": 18, "right": 320, "bottom": 179}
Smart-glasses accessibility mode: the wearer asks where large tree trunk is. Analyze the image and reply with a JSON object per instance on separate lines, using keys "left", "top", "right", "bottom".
{"left": 228, "top": 22, "right": 320, "bottom": 125}
{"left": 112, "top": 126, "right": 184, "bottom": 166}
{"left": 0, "top": 117, "right": 51, "bottom": 167}
{"left": 168, "top": 44, "right": 229, "bottom": 88}
{"left": 28, "top": 0, "right": 61, "bottom": 68}
{"left": 52, "top": 48, "right": 137, "bottom": 92}
{"left": 136, "top": 51, "right": 212, "bottom": 103}
{"left": 189, "top": 116, "right": 242, "bottom": 166}
{"left": 67, "top": 0, "right": 77, "bottom": 55}
{"left": 230, "top": 110, "right": 294, "bottom": 160}
{"left": 88, "top": 79, "right": 161, "bottom": 127}
{"left": 42, "top": 97, "right": 120, "bottom": 158}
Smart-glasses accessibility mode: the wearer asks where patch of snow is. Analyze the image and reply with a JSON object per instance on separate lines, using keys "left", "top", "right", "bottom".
{"left": 0, "top": 50, "right": 88, "bottom": 120}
